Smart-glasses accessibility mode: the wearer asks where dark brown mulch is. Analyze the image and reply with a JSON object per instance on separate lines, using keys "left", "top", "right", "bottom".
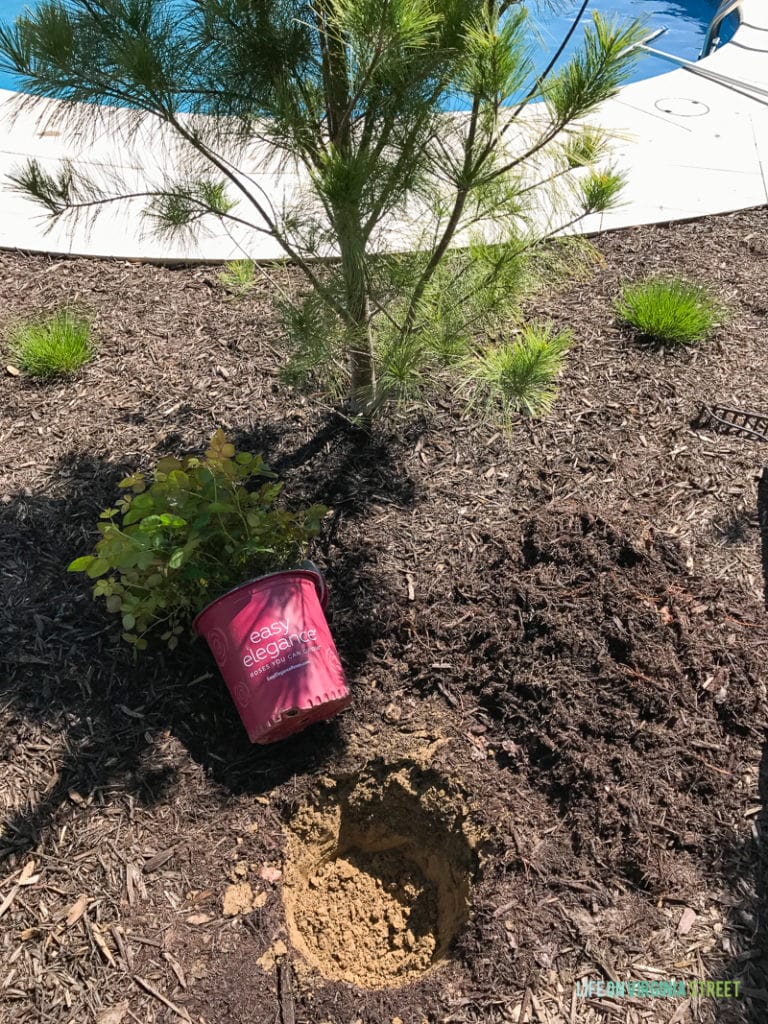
{"left": 1, "top": 206, "right": 767, "bottom": 1024}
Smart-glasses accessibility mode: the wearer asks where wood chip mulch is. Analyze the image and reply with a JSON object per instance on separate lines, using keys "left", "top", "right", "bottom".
{"left": 1, "top": 206, "right": 768, "bottom": 1024}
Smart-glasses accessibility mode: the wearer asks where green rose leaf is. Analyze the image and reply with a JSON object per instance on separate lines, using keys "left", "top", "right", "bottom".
{"left": 119, "top": 473, "right": 146, "bottom": 493}
{"left": 168, "top": 548, "right": 185, "bottom": 569}
{"left": 158, "top": 513, "right": 187, "bottom": 528}
{"left": 205, "top": 428, "right": 236, "bottom": 461}
{"left": 122, "top": 508, "right": 146, "bottom": 526}
{"left": 86, "top": 558, "right": 111, "bottom": 578}
{"left": 116, "top": 551, "right": 140, "bottom": 570}
{"left": 167, "top": 470, "right": 190, "bottom": 488}
{"left": 136, "top": 550, "right": 156, "bottom": 570}
{"left": 138, "top": 515, "right": 165, "bottom": 530}
{"left": 156, "top": 457, "right": 184, "bottom": 475}
{"left": 68, "top": 555, "right": 95, "bottom": 572}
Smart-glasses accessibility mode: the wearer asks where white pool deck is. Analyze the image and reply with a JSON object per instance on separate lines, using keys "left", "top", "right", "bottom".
{"left": 0, "top": 0, "right": 766, "bottom": 262}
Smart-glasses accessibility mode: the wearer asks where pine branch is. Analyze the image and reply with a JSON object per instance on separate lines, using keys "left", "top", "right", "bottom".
{"left": 163, "top": 110, "right": 354, "bottom": 325}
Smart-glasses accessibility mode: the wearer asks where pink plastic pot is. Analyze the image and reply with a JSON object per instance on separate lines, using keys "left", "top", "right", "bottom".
{"left": 192, "top": 568, "right": 351, "bottom": 744}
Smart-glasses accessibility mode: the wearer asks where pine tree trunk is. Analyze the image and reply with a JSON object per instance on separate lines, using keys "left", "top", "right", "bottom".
{"left": 337, "top": 214, "right": 376, "bottom": 414}
{"left": 317, "top": 0, "right": 375, "bottom": 415}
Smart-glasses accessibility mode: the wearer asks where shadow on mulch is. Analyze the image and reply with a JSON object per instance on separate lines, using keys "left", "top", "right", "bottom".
{"left": 0, "top": 424, "right": 414, "bottom": 859}
{"left": 716, "top": 471, "right": 768, "bottom": 1024}
{"left": 758, "top": 466, "right": 768, "bottom": 610}
{"left": 711, "top": 508, "right": 757, "bottom": 547}
{"left": 722, "top": 732, "right": 768, "bottom": 1024}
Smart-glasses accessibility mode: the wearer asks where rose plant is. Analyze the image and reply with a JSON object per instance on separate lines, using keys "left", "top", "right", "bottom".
{"left": 68, "top": 430, "right": 326, "bottom": 650}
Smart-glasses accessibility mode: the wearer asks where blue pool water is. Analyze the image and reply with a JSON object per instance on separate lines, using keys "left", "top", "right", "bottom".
{"left": 529, "top": 0, "right": 735, "bottom": 84}
{"left": 0, "top": 0, "right": 737, "bottom": 97}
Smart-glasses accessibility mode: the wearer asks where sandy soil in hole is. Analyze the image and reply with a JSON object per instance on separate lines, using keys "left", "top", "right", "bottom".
{"left": 297, "top": 850, "right": 438, "bottom": 983}
{"left": 282, "top": 764, "right": 477, "bottom": 988}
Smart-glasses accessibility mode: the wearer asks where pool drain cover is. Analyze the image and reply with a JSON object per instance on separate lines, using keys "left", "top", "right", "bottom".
{"left": 654, "top": 97, "right": 710, "bottom": 117}
{"left": 281, "top": 765, "right": 477, "bottom": 988}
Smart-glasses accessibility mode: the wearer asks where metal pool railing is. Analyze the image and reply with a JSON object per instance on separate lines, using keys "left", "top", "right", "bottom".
{"left": 701, "top": 0, "right": 742, "bottom": 58}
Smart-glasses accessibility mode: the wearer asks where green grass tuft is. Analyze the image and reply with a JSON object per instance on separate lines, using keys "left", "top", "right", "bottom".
{"left": 8, "top": 309, "right": 94, "bottom": 377}
{"left": 461, "top": 322, "right": 572, "bottom": 421}
{"left": 218, "top": 259, "right": 256, "bottom": 296}
{"left": 615, "top": 276, "right": 723, "bottom": 345}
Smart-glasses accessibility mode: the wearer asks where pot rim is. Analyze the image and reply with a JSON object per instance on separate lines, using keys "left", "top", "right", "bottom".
{"left": 191, "top": 566, "right": 327, "bottom": 634}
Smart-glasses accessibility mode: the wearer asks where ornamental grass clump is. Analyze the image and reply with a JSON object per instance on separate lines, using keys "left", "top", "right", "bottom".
{"left": 7, "top": 308, "right": 94, "bottom": 377}
{"left": 461, "top": 322, "right": 572, "bottom": 421}
{"left": 68, "top": 430, "right": 326, "bottom": 651}
{"left": 615, "top": 276, "right": 723, "bottom": 345}
{"left": 218, "top": 259, "right": 256, "bottom": 296}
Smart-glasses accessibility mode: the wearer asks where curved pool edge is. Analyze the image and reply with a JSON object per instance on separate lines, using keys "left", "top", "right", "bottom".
{"left": 0, "top": 0, "right": 765, "bottom": 263}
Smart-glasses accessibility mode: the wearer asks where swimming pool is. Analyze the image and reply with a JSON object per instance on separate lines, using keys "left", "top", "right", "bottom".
{"left": 534, "top": 0, "right": 736, "bottom": 83}
{"left": 0, "top": 0, "right": 738, "bottom": 98}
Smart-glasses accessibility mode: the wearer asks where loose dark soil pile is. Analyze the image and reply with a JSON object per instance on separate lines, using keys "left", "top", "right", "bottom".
{"left": 416, "top": 504, "right": 764, "bottom": 893}
{"left": 1, "top": 207, "right": 768, "bottom": 1024}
